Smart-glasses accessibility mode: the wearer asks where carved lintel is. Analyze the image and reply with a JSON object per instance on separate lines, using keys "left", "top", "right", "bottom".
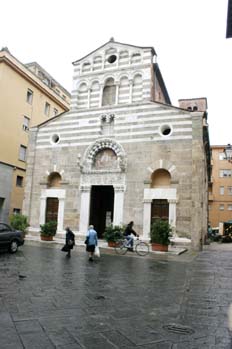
{"left": 114, "top": 185, "right": 126, "bottom": 192}
{"left": 79, "top": 185, "right": 91, "bottom": 192}
{"left": 168, "top": 199, "right": 178, "bottom": 204}
{"left": 143, "top": 199, "right": 152, "bottom": 204}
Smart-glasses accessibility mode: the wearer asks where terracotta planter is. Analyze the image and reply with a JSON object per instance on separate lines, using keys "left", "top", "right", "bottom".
{"left": 108, "top": 241, "right": 117, "bottom": 248}
{"left": 40, "top": 235, "right": 53, "bottom": 241}
{"left": 151, "top": 243, "right": 168, "bottom": 252}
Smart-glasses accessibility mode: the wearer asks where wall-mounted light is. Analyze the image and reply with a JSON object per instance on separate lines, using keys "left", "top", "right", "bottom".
{"left": 224, "top": 144, "right": 232, "bottom": 163}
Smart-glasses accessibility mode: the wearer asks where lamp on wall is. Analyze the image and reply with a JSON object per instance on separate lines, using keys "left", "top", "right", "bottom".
{"left": 224, "top": 144, "right": 232, "bottom": 162}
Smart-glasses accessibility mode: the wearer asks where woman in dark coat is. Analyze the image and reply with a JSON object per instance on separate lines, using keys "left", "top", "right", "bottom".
{"left": 65, "top": 227, "right": 75, "bottom": 257}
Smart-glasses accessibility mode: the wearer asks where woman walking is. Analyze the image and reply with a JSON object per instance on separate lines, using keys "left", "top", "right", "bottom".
{"left": 85, "top": 225, "right": 98, "bottom": 262}
{"left": 63, "top": 227, "right": 75, "bottom": 257}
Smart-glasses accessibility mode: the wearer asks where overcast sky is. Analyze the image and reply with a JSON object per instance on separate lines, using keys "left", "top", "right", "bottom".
{"left": 1, "top": 0, "right": 231, "bottom": 145}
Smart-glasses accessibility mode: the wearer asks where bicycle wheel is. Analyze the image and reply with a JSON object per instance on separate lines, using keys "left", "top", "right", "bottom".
{"left": 135, "top": 241, "right": 149, "bottom": 256}
{"left": 115, "top": 240, "right": 128, "bottom": 255}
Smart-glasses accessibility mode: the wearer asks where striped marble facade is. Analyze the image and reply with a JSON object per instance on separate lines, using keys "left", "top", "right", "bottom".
{"left": 23, "top": 40, "right": 209, "bottom": 251}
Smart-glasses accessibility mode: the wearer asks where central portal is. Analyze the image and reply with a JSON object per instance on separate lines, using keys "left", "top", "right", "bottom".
{"left": 89, "top": 185, "right": 114, "bottom": 238}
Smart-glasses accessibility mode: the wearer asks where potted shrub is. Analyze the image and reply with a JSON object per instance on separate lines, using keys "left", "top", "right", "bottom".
{"left": 9, "top": 214, "right": 29, "bottom": 238}
{"left": 40, "top": 221, "right": 57, "bottom": 241}
{"left": 103, "top": 224, "right": 123, "bottom": 247}
{"left": 150, "top": 219, "right": 172, "bottom": 252}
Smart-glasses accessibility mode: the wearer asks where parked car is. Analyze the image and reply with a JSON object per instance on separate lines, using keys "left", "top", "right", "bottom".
{"left": 0, "top": 222, "right": 24, "bottom": 253}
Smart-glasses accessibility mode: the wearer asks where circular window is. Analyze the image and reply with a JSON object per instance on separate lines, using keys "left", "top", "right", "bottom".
{"left": 160, "top": 124, "right": 172, "bottom": 137}
{"left": 107, "top": 55, "right": 117, "bottom": 64}
{"left": 51, "top": 134, "right": 60, "bottom": 144}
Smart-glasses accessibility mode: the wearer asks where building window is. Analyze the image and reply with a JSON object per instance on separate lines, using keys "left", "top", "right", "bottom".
{"left": 228, "top": 205, "right": 232, "bottom": 211}
{"left": 219, "top": 169, "right": 232, "bottom": 177}
{"left": 19, "top": 145, "right": 27, "bottom": 162}
{"left": 102, "top": 78, "right": 116, "bottom": 106}
{"left": 26, "top": 89, "right": 33, "bottom": 104}
{"left": 219, "top": 152, "right": 226, "bottom": 160}
{"left": 13, "top": 208, "right": 21, "bottom": 215}
{"left": 53, "top": 108, "right": 58, "bottom": 116}
{"left": 219, "top": 204, "right": 224, "bottom": 211}
{"left": 22, "top": 116, "right": 30, "bottom": 131}
{"left": 228, "top": 186, "right": 232, "bottom": 195}
{"left": 44, "top": 102, "right": 50, "bottom": 116}
{"left": 16, "top": 176, "right": 23, "bottom": 187}
{"left": 220, "top": 186, "right": 225, "bottom": 195}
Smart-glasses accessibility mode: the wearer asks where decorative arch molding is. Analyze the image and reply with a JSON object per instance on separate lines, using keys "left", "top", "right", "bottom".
{"left": 145, "top": 159, "right": 179, "bottom": 183}
{"left": 103, "top": 75, "right": 117, "bottom": 85}
{"left": 119, "top": 73, "right": 131, "bottom": 81}
{"left": 132, "top": 71, "right": 143, "bottom": 79}
{"left": 77, "top": 80, "right": 89, "bottom": 90}
{"left": 80, "top": 138, "right": 127, "bottom": 173}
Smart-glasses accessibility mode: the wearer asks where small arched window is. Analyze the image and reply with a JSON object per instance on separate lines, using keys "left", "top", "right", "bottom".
{"left": 131, "top": 52, "right": 141, "bottom": 64}
{"left": 102, "top": 78, "right": 116, "bottom": 106}
{"left": 151, "top": 169, "right": 171, "bottom": 188}
{"left": 93, "top": 56, "right": 102, "bottom": 71}
{"left": 77, "top": 82, "right": 88, "bottom": 108}
{"left": 47, "top": 172, "right": 62, "bottom": 188}
{"left": 90, "top": 81, "right": 100, "bottom": 108}
{"left": 119, "top": 50, "right": 129, "bottom": 66}
{"left": 118, "top": 76, "right": 130, "bottom": 104}
{"left": 132, "top": 74, "right": 143, "bottom": 102}
{"left": 82, "top": 62, "right": 91, "bottom": 73}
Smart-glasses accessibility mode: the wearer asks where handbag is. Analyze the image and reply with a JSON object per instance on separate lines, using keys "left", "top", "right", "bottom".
{"left": 61, "top": 244, "right": 69, "bottom": 252}
{"left": 84, "top": 237, "right": 89, "bottom": 245}
{"left": 94, "top": 246, "right": 100, "bottom": 258}
{"left": 68, "top": 239, "right": 74, "bottom": 246}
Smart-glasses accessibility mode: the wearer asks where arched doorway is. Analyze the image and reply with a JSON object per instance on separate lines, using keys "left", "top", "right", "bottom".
{"left": 89, "top": 185, "right": 114, "bottom": 238}
{"left": 150, "top": 169, "right": 171, "bottom": 223}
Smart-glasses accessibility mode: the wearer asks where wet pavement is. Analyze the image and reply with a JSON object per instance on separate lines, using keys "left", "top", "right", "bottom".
{"left": 0, "top": 242, "right": 232, "bottom": 348}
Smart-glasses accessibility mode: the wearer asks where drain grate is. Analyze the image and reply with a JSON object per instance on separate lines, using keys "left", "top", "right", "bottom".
{"left": 163, "top": 324, "right": 195, "bottom": 335}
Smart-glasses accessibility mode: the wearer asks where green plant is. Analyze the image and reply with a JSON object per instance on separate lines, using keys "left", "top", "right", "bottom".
{"left": 150, "top": 219, "right": 172, "bottom": 245}
{"left": 103, "top": 224, "right": 123, "bottom": 242}
{"left": 10, "top": 214, "right": 29, "bottom": 235}
{"left": 40, "top": 221, "right": 57, "bottom": 236}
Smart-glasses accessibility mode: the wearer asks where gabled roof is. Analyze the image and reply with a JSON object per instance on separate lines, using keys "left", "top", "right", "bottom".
{"left": 72, "top": 38, "right": 156, "bottom": 65}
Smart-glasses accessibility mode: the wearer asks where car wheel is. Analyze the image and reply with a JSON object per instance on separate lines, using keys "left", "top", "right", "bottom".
{"left": 9, "top": 240, "right": 18, "bottom": 253}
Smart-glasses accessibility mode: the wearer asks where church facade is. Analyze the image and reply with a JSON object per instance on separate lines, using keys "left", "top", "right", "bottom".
{"left": 23, "top": 39, "right": 210, "bottom": 250}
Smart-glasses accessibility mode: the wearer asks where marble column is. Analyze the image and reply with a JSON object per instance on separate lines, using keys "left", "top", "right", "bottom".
{"left": 143, "top": 199, "right": 152, "bottom": 239}
{"left": 79, "top": 185, "right": 91, "bottom": 235}
{"left": 113, "top": 185, "right": 125, "bottom": 226}
{"left": 168, "top": 199, "right": 177, "bottom": 235}
{"left": 39, "top": 197, "right": 46, "bottom": 226}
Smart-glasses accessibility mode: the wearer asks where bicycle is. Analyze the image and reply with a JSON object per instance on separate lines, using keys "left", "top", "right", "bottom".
{"left": 114, "top": 237, "right": 149, "bottom": 256}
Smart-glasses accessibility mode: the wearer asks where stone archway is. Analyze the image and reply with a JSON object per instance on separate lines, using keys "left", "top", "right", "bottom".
{"left": 143, "top": 161, "right": 178, "bottom": 239}
{"left": 79, "top": 138, "right": 127, "bottom": 236}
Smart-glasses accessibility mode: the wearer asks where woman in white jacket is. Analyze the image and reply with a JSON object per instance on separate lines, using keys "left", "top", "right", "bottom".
{"left": 85, "top": 225, "right": 98, "bottom": 261}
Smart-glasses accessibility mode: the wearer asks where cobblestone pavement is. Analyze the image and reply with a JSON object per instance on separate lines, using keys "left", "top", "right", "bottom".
{"left": 0, "top": 242, "right": 232, "bottom": 348}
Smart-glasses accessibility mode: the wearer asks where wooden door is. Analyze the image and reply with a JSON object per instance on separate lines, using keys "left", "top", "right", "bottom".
{"left": 151, "top": 199, "right": 169, "bottom": 224}
{"left": 46, "top": 198, "right": 58, "bottom": 223}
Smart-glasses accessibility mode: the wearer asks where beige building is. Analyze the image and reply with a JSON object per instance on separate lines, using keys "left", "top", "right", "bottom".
{"left": 209, "top": 145, "right": 232, "bottom": 230}
{"left": 0, "top": 47, "right": 70, "bottom": 222}
{"left": 23, "top": 39, "right": 210, "bottom": 250}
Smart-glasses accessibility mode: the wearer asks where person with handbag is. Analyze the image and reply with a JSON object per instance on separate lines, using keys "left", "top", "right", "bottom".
{"left": 61, "top": 227, "right": 75, "bottom": 257}
{"left": 85, "top": 225, "right": 98, "bottom": 262}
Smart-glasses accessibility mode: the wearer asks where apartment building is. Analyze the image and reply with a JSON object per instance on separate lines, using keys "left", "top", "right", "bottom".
{"left": 0, "top": 47, "right": 70, "bottom": 223}
{"left": 209, "top": 145, "right": 232, "bottom": 229}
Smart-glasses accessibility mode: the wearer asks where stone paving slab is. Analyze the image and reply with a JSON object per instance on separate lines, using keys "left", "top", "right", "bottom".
{"left": 0, "top": 243, "right": 232, "bottom": 348}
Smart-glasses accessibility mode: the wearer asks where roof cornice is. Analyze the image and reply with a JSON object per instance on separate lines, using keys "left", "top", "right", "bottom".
{"left": 72, "top": 40, "right": 156, "bottom": 65}
{"left": 0, "top": 50, "right": 70, "bottom": 111}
